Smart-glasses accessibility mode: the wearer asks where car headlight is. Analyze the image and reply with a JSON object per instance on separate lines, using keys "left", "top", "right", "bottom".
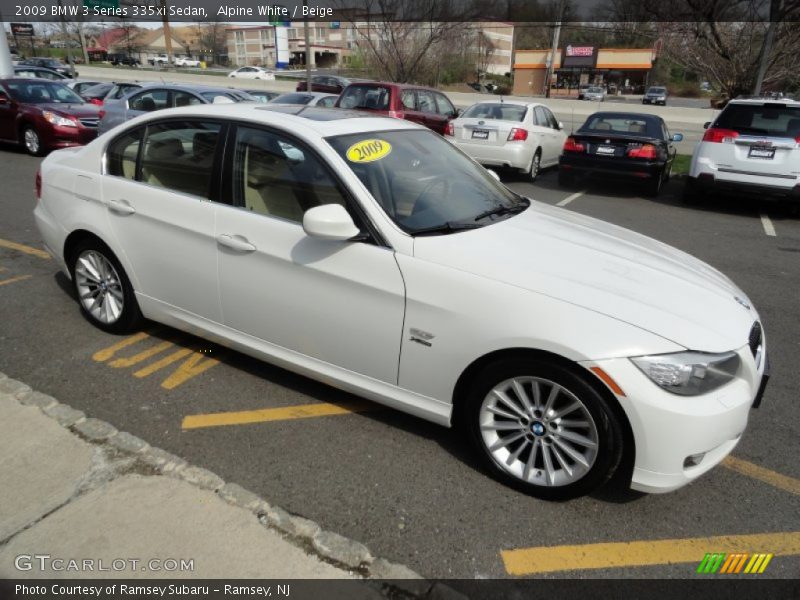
{"left": 42, "top": 111, "right": 78, "bottom": 128}
{"left": 631, "top": 351, "right": 740, "bottom": 396}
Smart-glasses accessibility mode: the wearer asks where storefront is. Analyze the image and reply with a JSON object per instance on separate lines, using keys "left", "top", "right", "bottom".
{"left": 512, "top": 46, "right": 655, "bottom": 97}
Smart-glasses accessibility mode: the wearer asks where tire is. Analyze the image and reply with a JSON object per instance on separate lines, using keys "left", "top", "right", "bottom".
{"left": 21, "top": 125, "right": 44, "bottom": 157}
{"left": 528, "top": 150, "right": 542, "bottom": 182}
{"left": 464, "top": 357, "right": 624, "bottom": 500}
{"left": 70, "top": 239, "right": 142, "bottom": 334}
{"left": 557, "top": 169, "right": 574, "bottom": 187}
{"left": 644, "top": 167, "right": 665, "bottom": 197}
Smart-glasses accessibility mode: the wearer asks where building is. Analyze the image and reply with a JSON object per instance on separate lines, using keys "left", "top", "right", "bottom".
{"left": 469, "top": 22, "right": 514, "bottom": 76}
{"left": 513, "top": 46, "right": 655, "bottom": 96}
{"left": 227, "top": 23, "right": 355, "bottom": 69}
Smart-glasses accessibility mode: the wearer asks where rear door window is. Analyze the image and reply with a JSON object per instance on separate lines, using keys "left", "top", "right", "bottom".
{"left": 338, "top": 85, "right": 390, "bottom": 110}
{"left": 400, "top": 90, "right": 416, "bottom": 111}
{"left": 416, "top": 90, "right": 437, "bottom": 114}
{"left": 130, "top": 89, "right": 169, "bottom": 112}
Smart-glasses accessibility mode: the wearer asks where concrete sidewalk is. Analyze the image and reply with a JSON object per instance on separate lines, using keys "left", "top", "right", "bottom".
{"left": 0, "top": 372, "right": 430, "bottom": 591}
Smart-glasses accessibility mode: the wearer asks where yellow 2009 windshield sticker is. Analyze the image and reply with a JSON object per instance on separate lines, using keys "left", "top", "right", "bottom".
{"left": 346, "top": 139, "right": 392, "bottom": 163}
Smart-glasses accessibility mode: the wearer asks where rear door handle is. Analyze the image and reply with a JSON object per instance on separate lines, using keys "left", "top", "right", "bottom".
{"left": 107, "top": 199, "right": 136, "bottom": 215}
{"left": 216, "top": 234, "right": 256, "bottom": 252}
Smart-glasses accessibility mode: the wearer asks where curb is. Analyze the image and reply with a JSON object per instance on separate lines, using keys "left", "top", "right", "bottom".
{"left": 0, "top": 372, "right": 466, "bottom": 599}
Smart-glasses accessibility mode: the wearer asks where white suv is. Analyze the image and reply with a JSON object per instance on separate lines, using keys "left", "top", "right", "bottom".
{"left": 684, "top": 97, "right": 800, "bottom": 202}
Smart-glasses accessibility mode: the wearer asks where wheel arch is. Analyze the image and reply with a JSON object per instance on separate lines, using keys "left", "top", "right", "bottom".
{"left": 64, "top": 229, "right": 119, "bottom": 277}
{"left": 451, "top": 346, "right": 636, "bottom": 485}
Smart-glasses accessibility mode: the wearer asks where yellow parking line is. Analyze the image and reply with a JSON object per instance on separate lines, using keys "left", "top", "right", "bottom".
{"left": 109, "top": 341, "right": 174, "bottom": 368}
{"left": 722, "top": 456, "right": 800, "bottom": 496}
{"left": 0, "top": 274, "right": 33, "bottom": 286}
{"left": 134, "top": 348, "right": 194, "bottom": 378}
{"left": 0, "top": 238, "right": 51, "bottom": 260}
{"left": 501, "top": 531, "right": 800, "bottom": 576}
{"left": 92, "top": 332, "right": 150, "bottom": 362}
{"left": 182, "top": 401, "right": 376, "bottom": 430}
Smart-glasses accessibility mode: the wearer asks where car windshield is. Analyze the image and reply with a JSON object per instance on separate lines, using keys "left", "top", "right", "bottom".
{"left": 7, "top": 81, "right": 84, "bottom": 104}
{"left": 462, "top": 103, "right": 526, "bottom": 122}
{"left": 715, "top": 104, "right": 800, "bottom": 137}
{"left": 337, "top": 85, "right": 390, "bottom": 110}
{"left": 326, "top": 130, "right": 527, "bottom": 235}
{"left": 587, "top": 87, "right": 603, "bottom": 93}
{"left": 648, "top": 87, "right": 666, "bottom": 94}
{"left": 272, "top": 93, "right": 313, "bottom": 105}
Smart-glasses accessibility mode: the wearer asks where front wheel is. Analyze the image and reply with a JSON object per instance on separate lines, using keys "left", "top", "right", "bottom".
{"left": 22, "top": 126, "right": 44, "bottom": 156}
{"left": 465, "top": 358, "right": 624, "bottom": 500}
{"left": 528, "top": 151, "right": 541, "bottom": 182}
{"left": 71, "top": 239, "right": 142, "bottom": 334}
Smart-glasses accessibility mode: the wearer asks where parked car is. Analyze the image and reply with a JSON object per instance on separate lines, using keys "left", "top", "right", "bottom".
{"left": 244, "top": 89, "right": 281, "bottom": 103}
{"left": 66, "top": 80, "right": 105, "bottom": 95}
{"left": 13, "top": 66, "right": 67, "bottom": 81}
{"left": 684, "top": 97, "right": 800, "bottom": 203}
{"left": 577, "top": 84, "right": 591, "bottom": 100}
{"left": 228, "top": 66, "right": 275, "bottom": 80}
{"left": 296, "top": 75, "right": 367, "bottom": 94}
{"left": 559, "top": 111, "right": 683, "bottom": 196}
{"left": 33, "top": 102, "right": 768, "bottom": 500}
{"left": 98, "top": 84, "right": 256, "bottom": 135}
{"left": 582, "top": 86, "right": 605, "bottom": 102}
{"left": 108, "top": 53, "right": 140, "bottom": 67}
{"left": 445, "top": 101, "right": 566, "bottom": 181}
{"left": 174, "top": 56, "right": 202, "bottom": 68}
{"left": 148, "top": 54, "right": 170, "bottom": 66}
{"left": 269, "top": 92, "right": 338, "bottom": 107}
{"left": 335, "top": 82, "right": 458, "bottom": 135}
{"left": 643, "top": 86, "right": 668, "bottom": 105}
{"left": 0, "top": 78, "right": 100, "bottom": 155}
{"left": 18, "top": 57, "right": 75, "bottom": 78}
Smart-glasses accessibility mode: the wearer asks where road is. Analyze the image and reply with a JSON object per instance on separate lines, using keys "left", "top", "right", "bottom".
{"left": 1, "top": 141, "right": 798, "bottom": 579}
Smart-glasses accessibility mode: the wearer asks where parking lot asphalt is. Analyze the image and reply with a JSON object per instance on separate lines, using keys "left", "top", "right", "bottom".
{"left": 1, "top": 146, "right": 799, "bottom": 579}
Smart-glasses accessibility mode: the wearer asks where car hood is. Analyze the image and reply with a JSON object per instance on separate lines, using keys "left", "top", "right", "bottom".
{"left": 412, "top": 202, "right": 757, "bottom": 353}
{"left": 35, "top": 103, "right": 100, "bottom": 118}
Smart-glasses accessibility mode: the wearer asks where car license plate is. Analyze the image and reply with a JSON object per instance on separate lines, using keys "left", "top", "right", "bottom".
{"left": 472, "top": 129, "right": 489, "bottom": 140}
{"left": 748, "top": 146, "right": 775, "bottom": 159}
{"left": 596, "top": 145, "right": 616, "bottom": 155}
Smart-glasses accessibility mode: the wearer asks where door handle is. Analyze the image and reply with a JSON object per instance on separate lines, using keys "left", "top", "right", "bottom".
{"left": 107, "top": 198, "right": 136, "bottom": 215}
{"left": 216, "top": 234, "right": 256, "bottom": 252}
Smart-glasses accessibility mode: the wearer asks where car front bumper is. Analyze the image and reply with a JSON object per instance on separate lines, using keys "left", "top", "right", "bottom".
{"left": 582, "top": 343, "right": 767, "bottom": 494}
{"left": 451, "top": 139, "right": 532, "bottom": 171}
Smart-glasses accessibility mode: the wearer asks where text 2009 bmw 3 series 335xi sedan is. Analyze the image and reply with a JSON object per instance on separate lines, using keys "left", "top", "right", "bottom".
{"left": 33, "top": 103, "right": 768, "bottom": 500}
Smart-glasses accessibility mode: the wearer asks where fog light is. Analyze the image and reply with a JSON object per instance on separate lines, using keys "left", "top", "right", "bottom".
{"left": 684, "top": 453, "right": 706, "bottom": 468}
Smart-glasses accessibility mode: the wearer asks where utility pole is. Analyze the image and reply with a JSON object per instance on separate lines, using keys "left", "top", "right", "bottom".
{"left": 57, "top": 0, "right": 76, "bottom": 78}
{"left": 161, "top": 0, "right": 173, "bottom": 66}
{"left": 753, "top": 0, "right": 780, "bottom": 95}
{"left": 544, "top": 21, "right": 561, "bottom": 98}
{"left": 303, "top": 0, "right": 312, "bottom": 90}
{"left": 0, "top": 18, "right": 14, "bottom": 78}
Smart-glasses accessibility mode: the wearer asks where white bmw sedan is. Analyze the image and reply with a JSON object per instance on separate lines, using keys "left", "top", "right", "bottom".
{"left": 33, "top": 103, "right": 768, "bottom": 499}
{"left": 446, "top": 101, "right": 567, "bottom": 181}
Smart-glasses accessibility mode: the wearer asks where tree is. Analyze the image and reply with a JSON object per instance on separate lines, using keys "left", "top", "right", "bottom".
{"left": 637, "top": 0, "right": 800, "bottom": 98}
{"left": 196, "top": 23, "right": 227, "bottom": 65}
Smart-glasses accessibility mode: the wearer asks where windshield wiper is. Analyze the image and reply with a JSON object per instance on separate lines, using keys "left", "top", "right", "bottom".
{"left": 411, "top": 221, "right": 483, "bottom": 236}
{"left": 473, "top": 202, "right": 528, "bottom": 222}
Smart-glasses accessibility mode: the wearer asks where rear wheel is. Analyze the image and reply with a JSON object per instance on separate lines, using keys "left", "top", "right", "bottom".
{"left": 465, "top": 357, "right": 624, "bottom": 500}
{"left": 644, "top": 167, "right": 665, "bottom": 197}
{"left": 70, "top": 239, "right": 142, "bottom": 334}
{"left": 528, "top": 150, "right": 542, "bottom": 182}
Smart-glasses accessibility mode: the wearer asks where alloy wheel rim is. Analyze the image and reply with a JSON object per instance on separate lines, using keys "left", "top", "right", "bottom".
{"left": 24, "top": 129, "right": 39, "bottom": 154}
{"left": 479, "top": 376, "right": 599, "bottom": 487}
{"left": 75, "top": 250, "right": 124, "bottom": 324}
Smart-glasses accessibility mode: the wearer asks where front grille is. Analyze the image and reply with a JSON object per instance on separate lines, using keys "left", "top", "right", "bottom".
{"left": 748, "top": 322, "right": 762, "bottom": 358}
{"left": 79, "top": 118, "right": 99, "bottom": 128}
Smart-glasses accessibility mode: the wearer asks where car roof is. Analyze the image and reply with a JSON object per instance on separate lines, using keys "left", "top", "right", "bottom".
{"left": 2, "top": 77, "right": 69, "bottom": 84}
{"left": 728, "top": 97, "right": 800, "bottom": 105}
{"left": 586, "top": 111, "right": 662, "bottom": 121}
{"left": 343, "top": 81, "right": 441, "bottom": 92}
{"left": 275, "top": 91, "right": 336, "bottom": 99}
{"left": 122, "top": 103, "right": 422, "bottom": 138}
{"left": 134, "top": 82, "right": 247, "bottom": 94}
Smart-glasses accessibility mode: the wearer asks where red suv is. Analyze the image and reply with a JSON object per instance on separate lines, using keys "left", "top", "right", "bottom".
{"left": 0, "top": 78, "right": 100, "bottom": 156}
{"left": 334, "top": 82, "right": 459, "bottom": 135}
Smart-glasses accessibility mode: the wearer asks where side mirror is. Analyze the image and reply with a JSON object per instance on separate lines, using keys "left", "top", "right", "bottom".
{"left": 486, "top": 169, "right": 501, "bottom": 182}
{"left": 703, "top": 121, "right": 711, "bottom": 129}
{"left": 303, "top": 204, "right": 361, "bottom": 241}
{"left": 671, "top": 133, "right": 684, "bottom": 142}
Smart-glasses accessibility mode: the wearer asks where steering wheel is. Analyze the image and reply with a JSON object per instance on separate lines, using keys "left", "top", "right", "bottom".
{"left": 411, "top": 178, "right": 451, "bottom": 217}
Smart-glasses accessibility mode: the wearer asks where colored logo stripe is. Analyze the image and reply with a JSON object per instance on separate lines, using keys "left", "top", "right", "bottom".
{"left": 697, "top": 552, "right": 773, "bottom": 574}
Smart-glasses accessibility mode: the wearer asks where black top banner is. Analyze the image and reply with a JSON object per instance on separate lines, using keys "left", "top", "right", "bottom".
{"left": 0, "top": 0, "right": 796, "bottom": 23}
